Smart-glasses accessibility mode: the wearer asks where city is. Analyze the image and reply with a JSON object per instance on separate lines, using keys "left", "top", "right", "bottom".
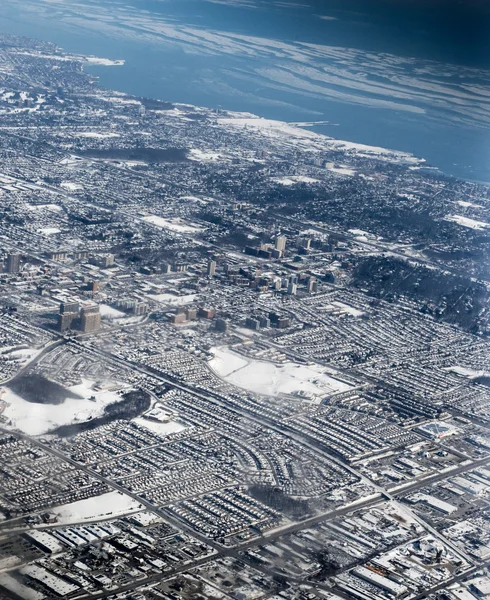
{"left": 0, "top": 33, "right": 488, "bottom": 600}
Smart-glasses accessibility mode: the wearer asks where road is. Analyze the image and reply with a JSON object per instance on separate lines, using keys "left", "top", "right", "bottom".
{"left": 0, "top": 337, "right": 484, "bottom": 599}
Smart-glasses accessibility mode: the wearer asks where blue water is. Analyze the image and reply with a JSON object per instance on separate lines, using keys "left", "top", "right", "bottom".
{"left": 1, "top": 0, "right": 489, "bottom": 181}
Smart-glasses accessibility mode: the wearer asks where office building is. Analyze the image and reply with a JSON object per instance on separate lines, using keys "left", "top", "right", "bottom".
{"left": 198, "top": 307, "right": 216, "bottom": 319}
{"left": 80, "top": 304, "right": 101, "bottom": 333}
{"left": 186, "top": 307, "right": 197, "bottom": 321}
{"left": 275, "top": 235, "right": 287, "bottom": 253}
{"left": 215, "top": 318, "right": 228, "bottom": 332}
{"left": 259, "top": 315, "right": 270, "bottom": 328}
{"left": 246, "top": 317, "right": 260, "bottom": 331}
{"left": 60, "top": 301, "right": 79, "bottom": 315}
{"left": 207, "top": 259, "right": 216, "bottom": 277}
{"left": 308, "top": 278, "right": 318, "bottom": 293}
{"left": 171, "top": 313, "right": 186, "bottom": 324}
{"left": 6, "top": 253, "right": 20, "bottom": 274}
{"left": 287, "top": 282, "right": 297, "bottom": 295}
{"left": 57, "top": 312, "right": 78, "bottom": 332}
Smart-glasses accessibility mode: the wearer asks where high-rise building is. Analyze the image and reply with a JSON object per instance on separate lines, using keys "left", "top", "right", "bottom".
{"left": 198, "top": 307, "right": 216, "bottom": 319}
{"left": 308, "top": 278, "right": 318, "bottom": 293}
{"left": 6, "top": 253, "right": 20, "bottom": 274}
{"left": 245, "top": 317, "right": 260, "bottom": 331}
{"left": 186, "top": 307, "right": 197, "bottom": 321}
{"left": 60, "top": 301, "right": 80, "bottom": 315}
{"left": 57, "top": 312, "right": 77, "bottom": 332}
{"left": 275, "top": 235, "right": 287, "bottom": 253}
{"left": 171, "top": 313, "right": 187, "bottom": 324}
{"left": 80, "top": 304, "right": 101, "bottom": 333}
{"left": 287, "top": 282, "right": 297, "bottom": 295}
{"left": 296, "top": 236, "right": 311, "bottom": 250}
{"left": 207, "top": 259, "right": 216, "bottom": 277}
{"left": 259, "top": 315, "right": 270, "bottom": 328}
{"left": 215, "top": 318, "right": 228, "bottom": 332}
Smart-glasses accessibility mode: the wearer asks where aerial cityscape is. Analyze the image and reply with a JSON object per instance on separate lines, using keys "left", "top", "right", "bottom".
{"left": 0, "top": 6, "right": 488, "bottom": 599}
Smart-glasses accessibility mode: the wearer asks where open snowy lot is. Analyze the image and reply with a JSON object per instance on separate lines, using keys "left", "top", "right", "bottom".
{"left": 47, "top": 490, "right": 141, "bottom": 525}
{"left": 209, "top": 346, "right": 352, "bottom": 399}
{"left": 141, "top": 215, "right": 204, "bottom": 233}
{"left": 1, "top": 378, "right": 126, "bottom": 436}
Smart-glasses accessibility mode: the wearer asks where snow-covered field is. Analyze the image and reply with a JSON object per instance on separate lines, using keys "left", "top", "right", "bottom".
{"left": 326, "top": 165, "right": 356, "bottom": 176}
{"left": 133, "top": 417, "right": 186, "bottom": 437}
{"left": 189, "top": 148, "right": 223, "bottom": 162}
{"left": 27, "top": 203, "right": 62, "bottom": 211}
{"left": 146, "top": 293, "right": 196, "bottom": 306}
{"left": 1, "top": 378, "right": 125, "bottom": 436}
{"left": 445, "top": 214, "right": 489, "bottom": 230}
{"left": 99, "top": 304, "right": 126, "bottom": 319}
{"left": 60, "top": 182, "right": 83, "bottom": 191}
{"left": 48, "top": 491, "right": 141, "bottom": 525}
{"left": 37, "top": 227, "right": 61, "bottom": 236}
{"left": 209, "top": 346, "right": 352, "bottom": 398}
{"left": 445, "top": 366, "right": 490, "bottom": 379}
{"left": 273, "top": 176, "right": 320, "bottom": 185}
{"left": 76, "top": 131, "right": 120, "bottom": 139}
{"left": 331, "top": 301, "right": 365, "bottom": 317}
{"left": 141, "top": 214, "right": 204, "bottom": 233}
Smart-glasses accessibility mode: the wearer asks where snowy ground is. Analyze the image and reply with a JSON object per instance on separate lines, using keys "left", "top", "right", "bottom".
{"left": 37, "top": 227, "right": 61, "bottom": 236}
{"left": 76, "top": 131, "right": 120, "bottom": 138}
{"left": 133, "top": 417, "right": 186, "bottom": 437}
{"left": 331, "top": 301, "right": 365, "bottom": 317}
{"left": 189, "top": 148, "right": 223, "bottom": 162}
{"left": 0, "top": 573, "right": 44, "bottom": 600}
{"left": 445, "top": 215, "right": 489, "bottom": 230}
{"left": 445, "top": 366, "right": 490, "bottom": 379}
{"left": 47, "top": 491, "right": 141, "bottom": 525}
{"left": 273, "top": 176, "right": 320, "bottom": 185}
{"left": 1, "top": 378, "right": 126, "bottom": 436}
{"left": 146, "top": 293, "right": 196, "bottom": 306}
{"left": 209, "top": 346, "right": 352, "bottom": 399}
{"left": 60, "top": 182, "right": 83, "bottom": 191}
{"left": 141, "top": 214, "right": 204, "bottom": 233}
{"left": 326, "top": 165, "right": 356, "bottom": 176}
{"left": 99, "top": 304, "right": 126, "bottom": 319}
{"left": 27, "top": 203, "right": 62, "bottom": 211}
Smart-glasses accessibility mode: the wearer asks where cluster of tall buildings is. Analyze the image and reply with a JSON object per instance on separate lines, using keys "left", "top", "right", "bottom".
{"left": 1, "top": 253, "right": 21, "bottom": 274}
{"left": 57, "top": 301, "right": 101, "bottom": 333}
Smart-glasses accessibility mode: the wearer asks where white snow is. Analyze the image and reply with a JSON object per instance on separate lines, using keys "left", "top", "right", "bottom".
{"left": 76, "top": 131, "right": 120, "bottom": 138}
{"left": 146, "top": 293, "right": 196, "bottom": 306}
{"left": 60, "top": 182, "right": 83, "bottom": 191}
{"left": 273, "top": 176, "right": 320, "bottom": 185}
{"left": 1, "top": 378, "right": 126, "bottom": 436}
{"left": 189, "top": 148, "right": 223, "bottom": 162}
{"left": 445, "top": 215, "right": 489, "bottom": 230}
{"left": 48, "top": 491, "right": 141, "bottom": 525}
{"left": 327, "top": 165, "right": 356, "bottom": 176}
{"left": 445, "top": 366, "right": 490, "bottom": 379}
{"left": 134, "top": 417, "right": 186, "bottom": 437}
{"left": 331, "top": 301, "right": 365, "bottom": 316}
{"left": 99, "top": 304, "right": 126, "bottom": 319}
{"left": 140, "top": 215, "right": 204, "bottom": 233}
{"left": 456, "top": 200, "right": 483, "bottom": 208}
{"left": 27, "top": 203, "right": 62, "bottom": 212}
{"left": 209, "top": 346, "right": 352, "bottom": 398}
{"left": 37, "top": 227, "right": 61, "bottom": 236}
{"left": 0, "top": 573, "right": 44, "bottom": 600}
{"left": 83, "top": 57, "right": 125, "bottom": 66}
